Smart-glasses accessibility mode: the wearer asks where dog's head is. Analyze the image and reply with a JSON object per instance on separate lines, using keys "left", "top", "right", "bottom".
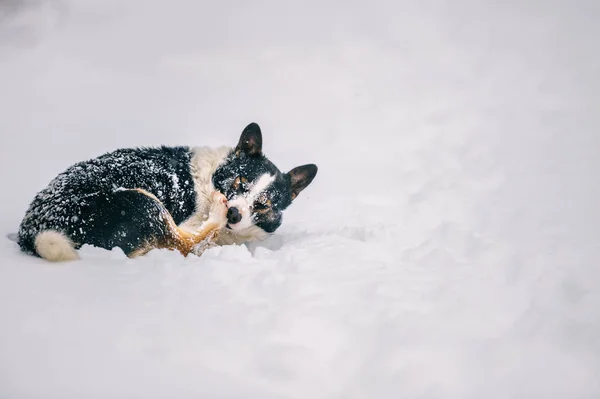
{"left": 212, "top": 122, "right": 318, "bottom": 237}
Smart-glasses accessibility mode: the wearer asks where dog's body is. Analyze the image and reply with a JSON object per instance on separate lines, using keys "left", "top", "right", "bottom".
{"left": 17, "top": 123, "right": 317, "bottom": 262}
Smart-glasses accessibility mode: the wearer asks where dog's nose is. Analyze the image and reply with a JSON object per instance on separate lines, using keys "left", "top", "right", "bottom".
{"left": 226, "top": 207, "right": 242, "bottom": 225}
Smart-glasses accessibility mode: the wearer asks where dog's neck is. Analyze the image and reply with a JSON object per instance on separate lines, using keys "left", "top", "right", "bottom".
{"left": 188, "top": 145, "right": 233, "bottom": 217}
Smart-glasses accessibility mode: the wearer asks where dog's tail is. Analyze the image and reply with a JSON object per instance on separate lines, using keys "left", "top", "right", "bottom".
{"left": 33, "top": 230, "right": 79, "bottom": 262}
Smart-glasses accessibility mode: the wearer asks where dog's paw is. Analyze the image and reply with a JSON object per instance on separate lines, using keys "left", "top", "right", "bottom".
{"left": 191, "top": 230, "right": 220, "bottom": 256}
{"left": 208, "top": 191, "right": 228, "bottom": 228}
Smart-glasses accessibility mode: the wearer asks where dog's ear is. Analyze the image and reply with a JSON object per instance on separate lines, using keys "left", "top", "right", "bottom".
{"left": 287, "top": 164, "right": 318, "bottom": 200}
{"left": 236, "top": 122, "right": 263, "bottom": 156}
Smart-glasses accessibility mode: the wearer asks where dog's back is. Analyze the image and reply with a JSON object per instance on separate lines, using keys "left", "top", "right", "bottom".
{"left": 18, "top": 146, "right": 198, "bottom": 260}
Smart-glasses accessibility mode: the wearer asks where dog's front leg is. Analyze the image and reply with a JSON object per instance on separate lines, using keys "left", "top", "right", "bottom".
{"left": 187, "top": 192, "right": 228, "bottom": 257}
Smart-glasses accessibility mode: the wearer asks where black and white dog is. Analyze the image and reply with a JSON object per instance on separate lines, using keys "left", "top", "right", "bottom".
{"left": 16, "top": 123, "right": 318, "bottom": 262}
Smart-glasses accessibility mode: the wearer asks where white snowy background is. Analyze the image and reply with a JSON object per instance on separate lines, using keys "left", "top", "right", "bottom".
{"left": 0, "top": 0, "right": 598, "bottom": 397}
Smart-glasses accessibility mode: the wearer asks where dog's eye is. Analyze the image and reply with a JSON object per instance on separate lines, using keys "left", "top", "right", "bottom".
{"left": 253, "top": 196, "right": 271, "bottom": 213}
{"left": 254, "top": 202, "right": 268, "bottom": 211}
{"left": 232, "top": 176, "right": 248, "bottom": 192}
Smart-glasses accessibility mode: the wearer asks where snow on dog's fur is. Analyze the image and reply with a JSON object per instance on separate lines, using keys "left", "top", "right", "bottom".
{"left": 16, "top": 123, "right": 318, "bottom": 262}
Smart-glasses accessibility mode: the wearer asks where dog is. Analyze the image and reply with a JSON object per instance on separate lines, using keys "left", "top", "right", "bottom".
{"left": 16, "top": 122, "right": 318, "bottom": 262}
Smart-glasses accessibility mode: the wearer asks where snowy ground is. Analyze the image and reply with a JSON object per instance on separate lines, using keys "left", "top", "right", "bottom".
{"left": 1, "top": 0, "right": 599, "bottom": 398}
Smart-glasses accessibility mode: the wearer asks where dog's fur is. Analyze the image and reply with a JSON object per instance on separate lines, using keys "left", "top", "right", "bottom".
{"left": 16, "top": 123, "right": 318, "bottom": 262}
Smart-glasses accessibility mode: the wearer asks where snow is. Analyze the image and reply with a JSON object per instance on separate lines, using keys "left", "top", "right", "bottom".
{"left": 1, "top": 0, "right": 599, "bottom": 398}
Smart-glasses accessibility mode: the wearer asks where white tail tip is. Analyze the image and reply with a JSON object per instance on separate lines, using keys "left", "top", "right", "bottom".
{"left": 34, "top": 230, "right": 79, "bottom": 262}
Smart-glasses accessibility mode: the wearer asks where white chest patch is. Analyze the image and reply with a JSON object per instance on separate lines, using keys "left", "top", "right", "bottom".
{"left": 178, "top": 145, "right": 230, "bottom": 230}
